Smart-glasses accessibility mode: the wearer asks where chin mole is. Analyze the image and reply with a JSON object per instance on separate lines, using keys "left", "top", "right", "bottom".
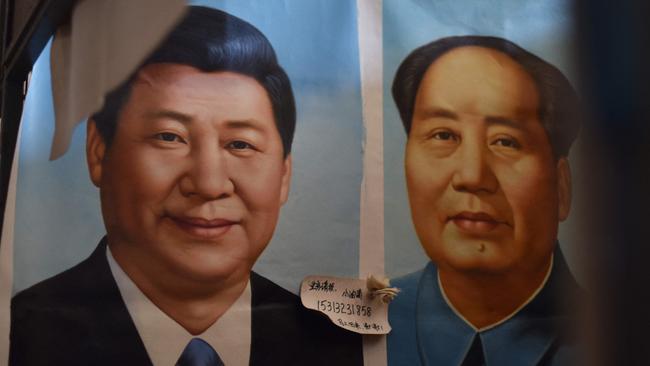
{"left": 478, "top": 243, "right": 486, "bottom": 252}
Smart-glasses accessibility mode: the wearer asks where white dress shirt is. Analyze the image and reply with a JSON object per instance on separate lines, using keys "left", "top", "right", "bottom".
{"left": 106, "top": 246, "right": 251, "bottom": 366}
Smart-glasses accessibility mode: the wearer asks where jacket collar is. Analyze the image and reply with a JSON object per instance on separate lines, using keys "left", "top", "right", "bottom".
{"left": 415, "top": 247, "right": 578, "bottom": 366}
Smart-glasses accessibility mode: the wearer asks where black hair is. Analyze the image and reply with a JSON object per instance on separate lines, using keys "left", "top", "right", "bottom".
{"left": 392, "top": 35, "right": 581, "bottom": 158}
{"left": 91, "top": 6, "right": 295, "bottom": 157}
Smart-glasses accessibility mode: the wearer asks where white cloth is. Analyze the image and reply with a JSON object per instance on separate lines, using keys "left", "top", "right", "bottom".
{"left": 49, "top": 0, "right": 186, "bottom": 160}
{"left": 106, "top": 246, "right": 251, "bottom": 366}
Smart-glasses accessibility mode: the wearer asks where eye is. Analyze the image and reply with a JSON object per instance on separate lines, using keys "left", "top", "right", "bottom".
{"left": 492, "top": 137, "right": 521, "bottom": 149}
{"left": 155, "top": 132, "right": 185, "bottom": 143}
{"left": 431, "top": 130, "right": 459, "bottom": 142}
{"left": 226, "top": 140, "right": 255, "bottom": 151}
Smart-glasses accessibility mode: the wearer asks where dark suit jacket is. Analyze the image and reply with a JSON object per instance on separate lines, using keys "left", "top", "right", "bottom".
{"left": 10, "top": 239, "right": 363, "bottom": 365}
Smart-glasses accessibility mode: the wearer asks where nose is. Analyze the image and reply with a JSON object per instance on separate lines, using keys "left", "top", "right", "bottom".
{"left": 179, "top": 143, "right": 234, "bottom": 200}
{"left": 451, "top": 140, "right": 498, "bottom": 194}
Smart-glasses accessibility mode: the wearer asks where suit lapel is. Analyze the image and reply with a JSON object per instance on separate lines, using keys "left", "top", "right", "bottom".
{"left": 75, "top": 238, "right": 153, "bottom": 365}
{"left": 249, "top": 272, "right": 303, "bottom": 365}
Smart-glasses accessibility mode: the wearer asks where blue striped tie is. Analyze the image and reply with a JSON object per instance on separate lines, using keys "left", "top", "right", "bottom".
{"left": 176, "top": 338, "right": 225, "bottom": 366}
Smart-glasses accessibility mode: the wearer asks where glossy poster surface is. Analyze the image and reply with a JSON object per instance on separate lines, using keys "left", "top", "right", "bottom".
{"left": 4, "top": 2, "right": 365, "bottom": 365}
{"left": 383, "top": 1, "right": 585, "bottom": 365}
{"left": 0, "top": 1, "right": 585, "bottom": 365}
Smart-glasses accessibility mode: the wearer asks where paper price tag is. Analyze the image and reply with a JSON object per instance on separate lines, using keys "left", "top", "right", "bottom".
{"left": 300, "top": 275, "right": 391, "bottom": 335}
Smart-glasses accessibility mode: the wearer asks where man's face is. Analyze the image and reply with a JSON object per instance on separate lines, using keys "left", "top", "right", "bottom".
{"left": 87, "top": 64, "right": 291, "bottom": 283}
{"left": 405, "top": 46, "right": 570, "bottom": 274}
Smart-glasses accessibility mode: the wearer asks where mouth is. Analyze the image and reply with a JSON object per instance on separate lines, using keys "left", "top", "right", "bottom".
{"left": 448, "top": 211, "right": 509, "bottom": 234}
{"left": 168, "top": 215, "right": 239, "bottom": 240}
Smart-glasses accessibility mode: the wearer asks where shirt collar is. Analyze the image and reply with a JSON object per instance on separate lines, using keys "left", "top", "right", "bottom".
{"left": 106, "top": 246, "right": 252, "bottom": 366}
{"left": 416, "top": 251, "right": 571, "bottom": 366}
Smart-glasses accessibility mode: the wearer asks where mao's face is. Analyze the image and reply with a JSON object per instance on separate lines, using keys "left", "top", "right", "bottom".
{"left": 405, "top": 47, "right": 570, "bottom": 274}
{"left": 88, "top": 64, "right": 291, "bottom": 283}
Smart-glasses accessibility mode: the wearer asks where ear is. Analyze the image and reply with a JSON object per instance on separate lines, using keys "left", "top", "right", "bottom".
{"left": 556, "top": 157, "right": 572, "bottom": 221}
{"left": 279, "top": 154, "right": 292, "bottom": 205}
{"left": 86, "top": 119, "right": 107, "bottom": 187}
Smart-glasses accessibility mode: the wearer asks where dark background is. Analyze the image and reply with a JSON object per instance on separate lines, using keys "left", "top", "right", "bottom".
{"left": 1, "top": 0, "right": 75, "bottom": 235}
{"left": 575, "top": 1, "right": 650, "bottom": 365}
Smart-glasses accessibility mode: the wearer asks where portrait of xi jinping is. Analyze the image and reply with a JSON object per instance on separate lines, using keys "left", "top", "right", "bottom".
{"left": 9, "top": 6, "right": 362, "bottom": 366}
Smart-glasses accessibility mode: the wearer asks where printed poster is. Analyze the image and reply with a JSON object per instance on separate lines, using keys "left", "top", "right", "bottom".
{"left": 0, "top": 1, "right": 587, "bottom": 365}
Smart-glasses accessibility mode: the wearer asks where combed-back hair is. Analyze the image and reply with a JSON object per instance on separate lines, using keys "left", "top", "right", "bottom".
{"left": 91, "top": 6, "right": 296, "bottom": 157}
{"left": 392, "top": 35, "right": 581, "bottom": 158}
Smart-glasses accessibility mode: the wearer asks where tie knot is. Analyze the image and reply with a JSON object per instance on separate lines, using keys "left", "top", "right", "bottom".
{"left": 176, "top": 338, "right": 224, "bottom": 366}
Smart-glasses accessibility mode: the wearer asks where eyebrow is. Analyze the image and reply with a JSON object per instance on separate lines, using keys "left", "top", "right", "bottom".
{"left": 484, "top": 116, "right": 525, "bottom": 130}
{"left": 418, "top": 107, "right": 459, "bottom": 120}
{"left": 223, "top": 120, "right": 268, "bottom": 133}
{"left": 144, "top": 109, "right": 193, "bottom": 124}
{"left": 144, "top": 110, "right": 268, "bottom": 132}
{"left": 418, "top": 107, "right": 525, "bottom": 130}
